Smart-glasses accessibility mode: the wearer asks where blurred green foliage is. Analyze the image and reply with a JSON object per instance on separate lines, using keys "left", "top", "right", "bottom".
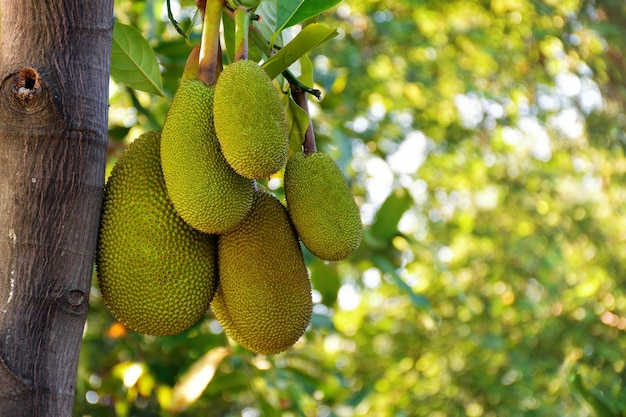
{"left": 75, "top": 0, "right": 626, "bottom": 416}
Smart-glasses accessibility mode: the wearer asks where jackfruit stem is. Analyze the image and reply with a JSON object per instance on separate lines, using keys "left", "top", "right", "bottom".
{"left": 196, "top": 0, "right": 206, "bottom": 14}
{"left": 291, "top": 85, "right": 317, "bottom": 154}
{"left": 199, "top": 0, "right": 224, "bottom": 86}
{"left": 234, "top": 7, "right": 250, "bottom": 61}
{"left": 181, "top": 46, "right": 201, "bottom": 83}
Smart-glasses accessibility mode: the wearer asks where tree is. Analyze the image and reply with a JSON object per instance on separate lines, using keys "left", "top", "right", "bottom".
{"left": 4, "top": 0, "right": 626, "bottom": 416}
{"left": 0, "top": 1, "right": 113, "bottom": 416}
{"left": 74, "top": 1, "right": 626, "bottom": 416}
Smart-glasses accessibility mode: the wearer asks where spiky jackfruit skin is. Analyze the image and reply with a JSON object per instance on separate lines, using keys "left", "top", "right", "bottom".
{"left": 284, "top": 152, "right": 363, "bottom": 261}
{"left": 213, "top": 60, "right": 289, "bottom": 179}
{"left": 212, "top": 190, "right": 312, "bottom": 355}
{"left": 96, "top": 131, "right": 218, "bottom": 336}
{"left": 161, "top": 80, "right": 254, "bottom": 234}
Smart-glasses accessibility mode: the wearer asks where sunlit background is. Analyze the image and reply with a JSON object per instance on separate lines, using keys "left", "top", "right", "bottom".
{"left": 76, "top": 0, "right": 626, "bottom": 416}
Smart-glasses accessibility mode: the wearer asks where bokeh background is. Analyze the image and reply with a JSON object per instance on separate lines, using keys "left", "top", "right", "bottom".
{"left": 75, "top": 0, "right": 626, "bottom": 416}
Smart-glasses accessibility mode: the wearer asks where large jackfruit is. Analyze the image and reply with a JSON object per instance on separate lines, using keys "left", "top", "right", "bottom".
{"left": 213, "top": 60, "right": 289, "bottom": 179}
{"left": 160, "top": 79, "right": 254, "bottom": 234}
{"left": 212, "top": 190, "right": 312, "bottom": 355}
{"left": 96, "top": 131, "right": 218, "bottom": 336}
{"left": 284, "top": 151, "right": 362, "bottom": 261}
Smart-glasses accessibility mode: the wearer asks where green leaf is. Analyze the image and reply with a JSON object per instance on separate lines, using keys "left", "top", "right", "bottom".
{"left": 255, "top": 0, "right": 339, "bottom": 50}
{"left": 571, "top": 372, "right": 619, "bottom": 417}
{"left": 310, "top": 312, "right": 337, "bottom": 331}
{"left": 284, "top": 0, "right": 343, "bottom": 28}
{"left": 299, "top": 54, "right": 314, "bottom": 87}
{"left": 254, "top": 1, "right": 281, "bottom": 47}
{"left": 222, "top": 12, "right": 236, "bottom": 64}
{"left": 111, "top": 21, "right": 166, "bottom": 98}
{"left": 309, "top": 259, "right": 341, "bottom": 306}
{"left": 373, "top": 255, "right": 431, "bottom": 310}
{"left": 169, "top": 347, "right": 230, "bottom": 413}
{"left": 276, "top": 0, "right": 305, "bottom": 34}
{"left": 262, "top": 23, "right": 338, "bottom": 79}
{"left": 369, "top": 187, "right": 413, "bottom": 243}
{"left": 283, "top": 94, "right": 311, "bottom": 155}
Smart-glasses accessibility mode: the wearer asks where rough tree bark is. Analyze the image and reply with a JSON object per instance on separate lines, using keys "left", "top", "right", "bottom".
{"left": 0, "top": 1, "right": 113, "bottom": 416}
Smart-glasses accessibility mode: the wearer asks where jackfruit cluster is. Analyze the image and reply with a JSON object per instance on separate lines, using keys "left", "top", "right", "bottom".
{"left": 96, "top": 58, "right": 310, "bottom": 351}
{"left": 96, "top": 48, "right": 361, "bottom": 353}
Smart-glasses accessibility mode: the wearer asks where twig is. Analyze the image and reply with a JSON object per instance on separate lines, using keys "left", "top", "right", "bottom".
{"left": 283, "top": 69, "right": 322, "bottom": 100}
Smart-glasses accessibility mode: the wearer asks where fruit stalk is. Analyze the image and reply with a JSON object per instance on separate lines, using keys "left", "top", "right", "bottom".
{"left": 181, "top": 46, "right": 201, "bottom": 83}
{"left": 234, "top": 6, "right": 250, "bottom": 61}
{"left": 291, "top": 84, "right": 317, "bottom": 154}
{"left": 198, "top": 0, "right": 224, "bottom": 86}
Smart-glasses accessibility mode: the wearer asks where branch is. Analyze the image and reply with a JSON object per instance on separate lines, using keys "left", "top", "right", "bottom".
{"left": 283, "top": 69, "right": 322, "bottom": 100}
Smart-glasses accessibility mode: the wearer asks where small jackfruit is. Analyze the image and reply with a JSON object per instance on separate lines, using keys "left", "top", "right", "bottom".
{"left": 284, "top": 152, "right": 362, "bottom": 261}
{"left": 96, "top": 131, "right": 218, "bottom": 336}
{"left": 211, "top": 190, "right": 312, "bottom": 355}
{"left": 213, "top": 60, "right": 288, "bottom": 179}
{"left": 161, "top": 79, "right": 254, "bottom": 234}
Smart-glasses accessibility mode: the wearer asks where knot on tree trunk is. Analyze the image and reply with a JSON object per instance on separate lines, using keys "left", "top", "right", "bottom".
{"left": 64, "top": 289, "right": 88, "bottom": 315}
{"left": 13, "top": 68, "right": 40, "bottom": 101}
{"left": 0, "top": 68, "right": 59, "bottom": 124}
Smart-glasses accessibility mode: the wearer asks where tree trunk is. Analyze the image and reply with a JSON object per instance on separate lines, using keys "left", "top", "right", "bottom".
{"left": 0, "top": 1, "right": 113, "bottom": 415}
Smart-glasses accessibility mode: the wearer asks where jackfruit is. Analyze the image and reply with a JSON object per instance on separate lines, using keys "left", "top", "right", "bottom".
{"left": 284, "top": 151, "right": 362, "bottom": 261}
{"left": 212, "top": 190, "right": 312, "bottom": 355}
{"left": 160, "top": 79, "right": 254, "bottom": 234}
{"left": 213, "top": 60, "right": 288, "bottom": 179}
{"left": 96, "top": 131, "right": 218, "bottom": 336}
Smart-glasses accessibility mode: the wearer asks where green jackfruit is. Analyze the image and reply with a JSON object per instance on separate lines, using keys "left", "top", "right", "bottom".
{"left": 213, "top": 60, "right": 288, "bottom": 179}
{"left": 161, "top": 79, "right": 254, "bottom": 234}
{"left": 211, "top": 190, "right": 312, "bottom": 355}
{"left": 284, "top": 152, "right": 362, "bottom": 261}
{"left": 96, "top": 131, "right": 218, "bottom": 336}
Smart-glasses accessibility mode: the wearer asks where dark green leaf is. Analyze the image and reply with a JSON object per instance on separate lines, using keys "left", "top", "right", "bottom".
{"left": 283, "top": 94, "right": 311, "bottom": 155}
{"left": 571, "top": 373, "right": 618, "bottom": 417}
{"left": 222, "top": 12, "right": 236, "bottom": 64}
{"left": 369, "top": 187, "right": 413, "bottom": 243}
{"left": 373, "top": 255, "right": 431, "bottom": 309}
{"left": 309, "top": 260, "right": 341, "bottom": 306}
{"left": 111, "top": 21, "right": 166, "bottom": 98}
{"left": 310, "top": 312, "right": 336, "bottom": 331}
{"left": 108, "top": 126, "right": 131, "bottom": 142}
{"left": 277, "top": 0, "right": 305, "bottom": 34}
{"left": 254, "top": 1, "right": 280, "bottom": 47}
{"left": 284, "top": 0, "right": 343, "bottom": 28}
{"left": 299, "top": 55, "right": 314, "bottom": 87}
